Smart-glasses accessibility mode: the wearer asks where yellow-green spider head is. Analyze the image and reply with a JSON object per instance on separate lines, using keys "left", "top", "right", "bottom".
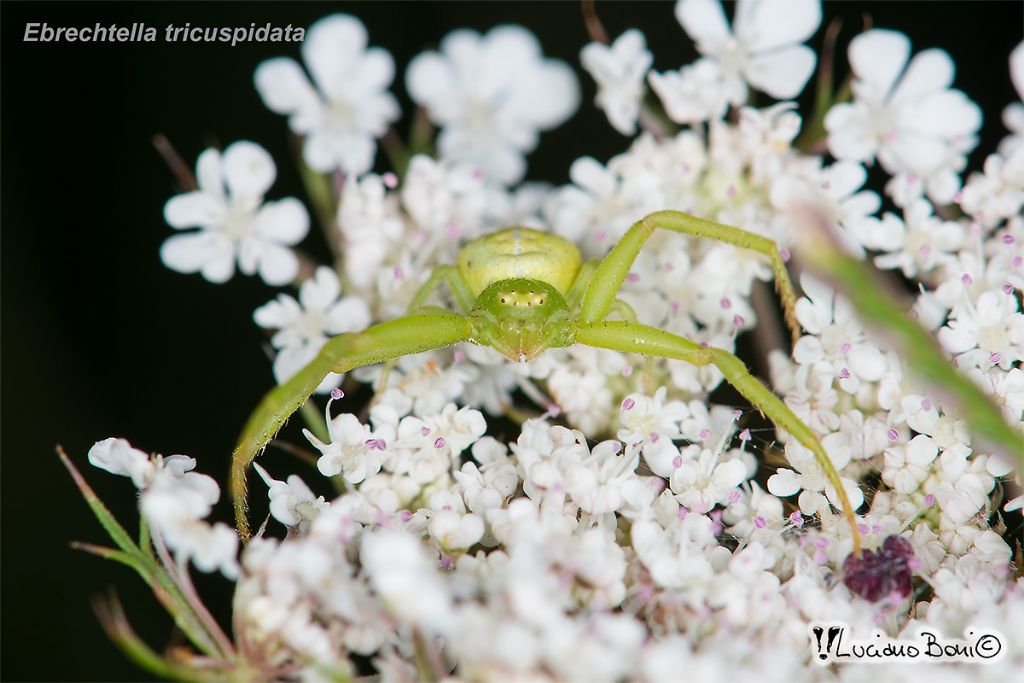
{"left": 459, "top": 227, "right": 581, "bottom": 362}
{"left": 470, "top": 279, "right": 572, "bottom": 363}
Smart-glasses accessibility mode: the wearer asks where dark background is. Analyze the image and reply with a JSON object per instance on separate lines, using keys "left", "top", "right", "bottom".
{"left": 2, "top": 2, "right": 1021, "bottom": 681}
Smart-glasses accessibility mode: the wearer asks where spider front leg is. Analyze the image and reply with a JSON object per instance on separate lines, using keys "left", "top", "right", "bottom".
{"left": 575, "top": 320, "right": 862, "bottom": 554}
{"left": 231, "top": 312, "right": 472, "bottom": 540}
{"left": 580, "top": 210, "right": 801, "bottom": 346}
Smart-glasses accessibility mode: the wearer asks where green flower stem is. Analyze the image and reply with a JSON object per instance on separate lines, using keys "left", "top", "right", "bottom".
{"left": 796, "top": 18, "right": 849, "bottom": 153}
{"left": 293, "top": 134, "right": 339, "bottom": 253}
{"left": 95, "top": 594, "right": 228, "bottom": 683}
{"left": 300, "top": 396, "right": 330, "bottom": 444}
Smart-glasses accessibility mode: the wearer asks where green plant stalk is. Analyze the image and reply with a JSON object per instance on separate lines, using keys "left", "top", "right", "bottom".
{"left": 95, "top": 594, "right": 227, "bottom": 683}
{"left": 59, "top": 448, "right": 226, "bottom": 658}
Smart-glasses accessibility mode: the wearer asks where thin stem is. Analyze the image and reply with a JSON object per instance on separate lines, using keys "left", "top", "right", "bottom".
{"left": 174, "top": 555, "right": 238, "bottom": 661}
{"left": 300, "top": 397, "right": 330, "bottom": 444}
{"left": 795, "top": 18, "right": 844, "bottom": 153}
{"left": 269, "top": 439, "right": 321, "bottom": 469}
{"left": 150, "top": 530, "right": 227, "bottom": 659}
{"left": 95, "top": 593, "right": 227, "bottom": 683}
{"left": 581, "top": 0, "right": 610, "bottom": 44}
{"left": 153, "top": 134, "right": 198, "bottom": 191}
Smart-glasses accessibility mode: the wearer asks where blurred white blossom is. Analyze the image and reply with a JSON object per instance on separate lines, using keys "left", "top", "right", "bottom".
{"left": 581, "top": 30, "right": 653, "bottom": 135}
{"left": 825, "top": 29, "right": 982, "bottom": 205}
{"left": 255, "top": 14, "right": 400, "bottom": 175}
{"left": 406, "top": 25, "right": 579, "bottom": 184}
{"left": 254, "top": 266, "right": 371, "bottom": 393}
{"left": 672, "top": 0, "right": 821, "bottom": 102}
{"left": 161, "top": 142, "right": 309, "bottom": 285}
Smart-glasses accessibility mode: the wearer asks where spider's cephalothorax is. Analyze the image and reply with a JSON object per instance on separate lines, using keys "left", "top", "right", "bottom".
{"left": 460, "top": 228, "right": 580, "bottom": 362}
{"left": 231, "top": 211, "right": 863, "bottom": 555}
{"left": 470, "top": 278, "right": 573, "bottom": 362}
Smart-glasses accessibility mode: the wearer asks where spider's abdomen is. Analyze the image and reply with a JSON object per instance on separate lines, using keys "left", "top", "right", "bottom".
{"left": 457, "top": 228, "right": 582, "bottom": 296}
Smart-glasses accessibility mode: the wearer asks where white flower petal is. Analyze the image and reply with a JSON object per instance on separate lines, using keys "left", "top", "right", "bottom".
{"left": 745, "top": 44, "right": 816, "bottom": 99}
{"left": 163, "top": 192, "right": 224, "bottom": 229}
{"left": 734, "top": 0, "right": 821, "bottom": 53}
{"left": 675, "top": 0, "right": 731, "bottom": 51}
{"left": 825, "top": 477, "right": 864, "bottom": 511}
{"left": 911, "top": 91, "right": 982, "bottom": 138}
{"left": 160, "top": 232, "right": 229, "bottom": 275}
{"left": 712, "top": 458, "right": 747, "bottom": 489}
{"left": 792, "top": 336, "right": 823, "bottom": 364}
{"left": 1011, "top": 41, "right": 1024, "bottom": 100}
{"left": 256, "top": 244, "right": 300, "bottom": 286}
{"left": 301, "top": 14, "right": 369, "bottom": 100}
{"left": 254, "top": 198, "right": 310, "bottom": 245}
{"left": 326, "top": 298, "right": 372, "bottom": 334}
{"left": 195, "top": 148, "right": 223, "bottom": 197}
{"left": 767, "top": 468, "right": 801, "bottom": 497}
{"left": 848, "top": 345, "right": 887, "bottom": 381}
{"left": 199, "top": 250, "right": 237, "bottom": 284}
{"left": 253, "top": 57, "right": 322, "bottom": 125}
{"left": 222, "top": 142, "right": 276, "bottom": 199}
{"left": 300, "top": 267, "right": 341, "bottom": 310}
{"left": 848, "top": 29, "right": 910, "bottom": 99}
{"left": 889, "top": 48, "right": 954, "bottom": 106}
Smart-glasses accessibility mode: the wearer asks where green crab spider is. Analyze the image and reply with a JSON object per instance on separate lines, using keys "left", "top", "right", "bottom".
{"left": 230, "top": 209, "right": 862, "bottom": 553}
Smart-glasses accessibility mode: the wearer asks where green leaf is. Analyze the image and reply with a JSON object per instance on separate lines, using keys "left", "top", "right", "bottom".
{"left": 58, "top": 446, "right": 140, "bottom": 556}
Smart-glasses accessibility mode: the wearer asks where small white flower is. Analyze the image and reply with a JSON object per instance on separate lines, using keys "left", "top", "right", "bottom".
{"left": 674, "top": 0, "right": 822, "bottom": 102}
{"left": 254, "top": 266, "right": 371, "bottom": 393}
{"left": 406, "top": 25, "right": 579, "bottom": 184}
{"left": 307, "top": 410, "right": 392, "bottom": 484}
{"left": 427, "top": 490, "right": 484, "bottom": 550}
{"left": 792, "top": 274, "right": 887, "bottom": 392}
{"left": 580, "top": 30, "right": 653, "bottom": 135}
{"left": 253, "top": 464, "right": 328, "bottom": 530}
{"left": 161, "top": 142, "right": 309, "bottom": 285}
{"left": 767, "top": 439, "right": 863, "bottom": 517}
{"left": 567, "top": 440, "right": 639, "bottom": 515}
{"left": 337, "top": 173, "right": 406, "bottom": 290}
{"left": 140, "top": 455, "right": 220, "bottom": 528}
{"left": 400, "top": 155, "right": 493, "bottom": 241}
{"left": 254, "top": 14, "right": 400, "bottom": 175}
{"left": 1001, "top": 41, "right": 1024, "bottom": 156}
{"left": 649, "top": 58, "right": 732, "bottom": 125}
{"left": 857, "top": 199, "right": 965, "bottom": 277}
{"left": 881, "top": 434, "right": 938, "bottom": 494}
{"left": 771, "top": 160, "right": 882, "bottom": 256}
{"left": 670, "top": 445, "right": 748, "bottom": 513}
{"left": 960, "top": 149, "right": 1024, "bottom": 229}
{"left": 87, "top": 437, "right": 154, "bottom": 489}
{"left": 825, "top": 29, "right": 982, "bottom": 203}
{"left": 176, "top": 522, "right": 240, "bottom": 579}
{"left": 617, "top": 387, "right": 687, "bottom": 446}
{"left": 938, "top": 289, "right": 1024, "bottom": 370}
{"left": 933, "top": 446, "right": 995, "bottom": 524}
{"left": 361, "top": 530, "right": 454, "bottom": 635}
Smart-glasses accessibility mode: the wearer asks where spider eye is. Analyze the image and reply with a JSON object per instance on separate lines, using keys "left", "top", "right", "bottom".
{"left": 500, "top": 298, "right": 506, "bottom": 304}
{"left": 538, "top": 299, "right": 544, "bottom": 304}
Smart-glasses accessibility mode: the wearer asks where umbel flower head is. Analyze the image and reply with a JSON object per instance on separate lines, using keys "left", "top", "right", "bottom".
{"left": 75, "top": 5, "right": 1024, "bottom": 682}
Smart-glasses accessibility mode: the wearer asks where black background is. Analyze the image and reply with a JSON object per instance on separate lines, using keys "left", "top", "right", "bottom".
{"left": 2, "top": 2, "right": 1021, "bottom": 681}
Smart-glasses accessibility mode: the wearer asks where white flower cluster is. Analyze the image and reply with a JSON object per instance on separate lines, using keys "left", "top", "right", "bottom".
{"left": 88, "top": 438, "right": 239, "bottom": 578}
{"left": 100, "top": 2, "right": 1024, "bottom": 680}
